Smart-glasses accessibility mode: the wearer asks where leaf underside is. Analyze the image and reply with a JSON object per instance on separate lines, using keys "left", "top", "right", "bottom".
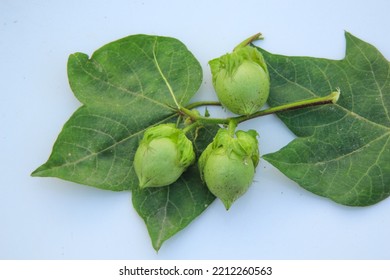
{"left": 32, "top": 34, "right": 215, "bottom": 250}
{"left": 261, "top": 32, "right": 390, "bottom": 206}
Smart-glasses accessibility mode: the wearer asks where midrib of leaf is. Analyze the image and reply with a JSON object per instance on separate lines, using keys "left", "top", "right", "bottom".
{"left": 34, "top": 113, "right": 177, "bottom": 174}
{"left": 155, "top": 187, "right": 172, "bottom": 247}
{"left": 310, "top": 131, "right": 390, "bottom": 166}
{"left": 73, "top": 54, "right": 175, "bottom": 111}
{"left": 340, "top": 105, "right": 390, "bottom": 131}
{"left": 349, "top": 134, "right": 390, "bottom": 195}
{"left": 266, "top": 59, "right": 390, "bottom": 132}
{"left": 140, "top": 174, "right": 200, "bottom": 249}
{"left": 152, "top": 37, "right": 180, "bottom": 109}
{"left": 265, "top": 60, "right": 329, "bottom": 99}
{"left": 267, "top": 59, "right": 390, "bottom": 170}
{"left": 87, "top": 113, "right": 132, "bottom": 134}
{"left": 346, "top": 35, "right": 390, "bottom": 123}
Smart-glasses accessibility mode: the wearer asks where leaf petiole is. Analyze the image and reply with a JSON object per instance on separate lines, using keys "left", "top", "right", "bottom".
{"left": 181, "top": 89, "right": 340, "bottom": 126}
{"left": 179, "top": 106, "right": 228, "bottom": 125}
{"left": 185, "top": 101, "right": 222, "bottom": 109}
{"left": 182, "top": 121, "right": 200, "bottom": 134}
{"left": 227, "top": 119, "right": 238, "bottom": 136}
{"left": 234, "top": 89, "right": 341, "bottom": 123}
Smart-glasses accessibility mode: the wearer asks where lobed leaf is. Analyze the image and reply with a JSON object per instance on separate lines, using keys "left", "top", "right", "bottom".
{"left": 32, "top": 34, "right": 215, "bottom": 249}
{"left": 32, "top": 34, "right": 203, "bottom": 190}
{"left": 261, "top": 32, "right": 390, "bottom": 206}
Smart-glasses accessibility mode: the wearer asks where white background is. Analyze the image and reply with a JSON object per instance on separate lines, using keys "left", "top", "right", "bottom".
{"left": 1, "top": 0, "right": 390, "bottom": 259}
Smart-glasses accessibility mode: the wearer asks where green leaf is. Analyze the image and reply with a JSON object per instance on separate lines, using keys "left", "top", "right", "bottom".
{"left": 32, "top": 34, "right": 217, "bottom": 250}
{"left": 261, "top": 32, "right": 390, "bottom": 206}
{"left": 32, "top": 34, "right": 202, "bottom": 191}
{"left": 131, "top": 125, "right": 218, "bottom": 251}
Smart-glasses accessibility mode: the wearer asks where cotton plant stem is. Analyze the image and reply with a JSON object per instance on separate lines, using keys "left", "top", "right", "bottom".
{"left": 233, "top": 33, "right": 263, "bottom": 51}
{"left": 182, "top": 122, "right": 200, "bottom": 134}
{"left": 185, "top": 101, "right": 221, "bottom": 110}
{"left": 181, "top": 90, "right": 340, "bottom": 126}
{"left": 180, "top": 106, "right": 228, "bottom": 125}
{"left": 227, "top": 120, "right": 238, "bottom": 136}
{"left": 234, "top": 90, "right": 340, "bottom": 124}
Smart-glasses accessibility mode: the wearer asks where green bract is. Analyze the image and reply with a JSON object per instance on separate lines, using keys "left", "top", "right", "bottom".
{"left": 209, "top": 42, "right": 270, "bottom": 115}
{"left": 199, "top": 128, "right": 259, "bottom": 210}
{"left": 134, "top": 123, "right": 195, "bottom": 188}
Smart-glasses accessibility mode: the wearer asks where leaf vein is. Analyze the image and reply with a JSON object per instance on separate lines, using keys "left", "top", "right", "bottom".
{"left": 74, "top": 54, "right": 173, "bottom": 110}
{"left": 152, "top": 37, "right": 180, "bottom": 109}
{"left": 315, "top": 131, "right": 390, "bottom": 165}
{"left": 348, "top": 134, "right": 390, "bottom": 198}
{"left": 45, "top": 114, "right": 177, "bottom": 172}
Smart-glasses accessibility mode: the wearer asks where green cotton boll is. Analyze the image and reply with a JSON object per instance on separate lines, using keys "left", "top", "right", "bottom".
{"left": 199, "top": 129, "right": 259, "bottom": 210}
{"left": 209, "top": 46, "right": 270, "bottom": 115}
{"left": 203, "top": 149, "right": 255, "bottom": 210}
{"left": 134, "top": 123, "right": 195, "bottom": 188}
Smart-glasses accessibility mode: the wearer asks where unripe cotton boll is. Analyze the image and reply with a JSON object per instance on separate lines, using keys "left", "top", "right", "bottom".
{"left": 198, "top": 128, "right": 259, "bottom": 210}
{"left": 209, "top": 44, "right": 270, "bottom": 115}
{"left": 134, "top": 123, "right": 195, "bottom": 188}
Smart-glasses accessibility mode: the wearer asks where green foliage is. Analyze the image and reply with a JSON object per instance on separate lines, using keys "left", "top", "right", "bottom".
{"left": 32, "top": 34, "right": 202, "bottom": 190}
{"left": 32, "top": 31, "right": 390, "bottom": 250}
{"left": 31, "top": 34, "right": 214, "bottom": 249}
{"left": 261, "top": 32, "right": 390, "bottom": 206}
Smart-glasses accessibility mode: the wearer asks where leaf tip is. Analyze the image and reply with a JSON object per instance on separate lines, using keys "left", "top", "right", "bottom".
{"left": 30, "top": 165, "right": 44, "bottom": 177}
{"left": 153, "top": 244, "right": 161, "bottom": 253}
{"left": 30, "top": 162, "right": 53, "bottom": 178}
